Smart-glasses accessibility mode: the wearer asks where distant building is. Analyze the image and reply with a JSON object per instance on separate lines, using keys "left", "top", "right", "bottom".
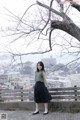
{"left": 68, "top": 74, "right": 80, "bottom": 87}
{"left": 47, "top": 75, "right": 71, "bottom": 88}
{"left": 0, "top": 75, "right": 8, "bottom": 83}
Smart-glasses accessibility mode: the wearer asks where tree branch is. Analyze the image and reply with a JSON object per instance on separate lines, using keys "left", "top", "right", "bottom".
{"left": 37, "top": 0, "right": 54, "bottom": 39}
{"left": 37, "top": 1, "right": 72, "bottom": 23}
{"left": 71, "top": 3, "right": 80, "bottom": 11}
{"left": 49, "top": 28, "right": 53, "bottom": 50}
{"left": 51, "top": 20, "right": 80, "bottom": 41}
{"left": 9, "top": 49, "right": 52, "bottom": 56}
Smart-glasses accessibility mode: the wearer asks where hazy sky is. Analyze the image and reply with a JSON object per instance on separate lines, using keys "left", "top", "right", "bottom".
{"left": 0, "top": 0, "right": 37, "bottom": 53}
{"left": 0, "top": 0, "right": 60, "bottom": 54}
{"left": 0, "top": 0, "right": 80, "bottom": 64}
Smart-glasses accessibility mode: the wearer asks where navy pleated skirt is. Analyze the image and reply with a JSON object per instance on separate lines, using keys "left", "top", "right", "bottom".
{"left": 34, "top": 81, "right": 52, "bottom": 103}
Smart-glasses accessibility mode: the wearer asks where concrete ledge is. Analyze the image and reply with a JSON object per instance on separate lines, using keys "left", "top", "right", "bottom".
{"left": 0, "top": 101, "right": 80, "bottom": 112}
{"left": 0, "top": 101, "right": 44, "bottom": 111}
{"left": 49, "top": 101, "right": 80, "bottom": 112}
{"left": 0, "top": 102, "right": 35, "bottom": 110}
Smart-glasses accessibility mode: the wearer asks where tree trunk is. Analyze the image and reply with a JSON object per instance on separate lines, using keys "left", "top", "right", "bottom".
{"left": 51, "top": 20, "right": 80, "bottom": 41}
{"left": 71, "top": 3, "right": 80, "bottom": 11}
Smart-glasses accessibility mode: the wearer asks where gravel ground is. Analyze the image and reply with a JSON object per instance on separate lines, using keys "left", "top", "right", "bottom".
{"left": 0, "top": 110, "right": 80, "bottom": 120}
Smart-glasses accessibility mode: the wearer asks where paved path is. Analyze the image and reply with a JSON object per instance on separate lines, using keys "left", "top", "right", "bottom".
{"left": 0, "top": 110, "right": 80, "bottom": 120}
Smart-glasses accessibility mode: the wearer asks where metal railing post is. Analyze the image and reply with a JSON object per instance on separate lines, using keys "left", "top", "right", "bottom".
{"left": 74, "top": 85, "right": 77, "bottom": 101}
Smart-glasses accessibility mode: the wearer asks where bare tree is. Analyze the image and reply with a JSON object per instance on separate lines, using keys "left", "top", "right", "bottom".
{"left": 1, "top": 0, "right": 80, "bottom": 63}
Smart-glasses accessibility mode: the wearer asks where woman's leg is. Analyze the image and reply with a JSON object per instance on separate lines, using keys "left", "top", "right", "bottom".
{"left": 44, "top": 103, "right": 48, "bottom": 113}
{"left": 34, "top": 103, "right": 39, "bottom": 113}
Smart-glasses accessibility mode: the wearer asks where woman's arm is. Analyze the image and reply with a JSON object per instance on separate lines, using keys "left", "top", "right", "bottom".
{"left": 42, "top": 71, "right": 47, "bottom": 84}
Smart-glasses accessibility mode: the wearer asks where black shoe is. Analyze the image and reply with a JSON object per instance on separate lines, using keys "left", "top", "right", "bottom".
{"left": 43, "top": 112, "right": 49, "bottom": 115}
{"left": 33, "top": 111, "right": 39, "bottom": 115}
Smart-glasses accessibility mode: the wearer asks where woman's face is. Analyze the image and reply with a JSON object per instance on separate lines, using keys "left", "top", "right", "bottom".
{"left": 37, "top": 63, "right": 42, "bottom": 71}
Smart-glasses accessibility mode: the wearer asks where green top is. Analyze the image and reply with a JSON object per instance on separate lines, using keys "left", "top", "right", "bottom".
{"left": 35, "top": 71, "right": 44, "bottom": 82}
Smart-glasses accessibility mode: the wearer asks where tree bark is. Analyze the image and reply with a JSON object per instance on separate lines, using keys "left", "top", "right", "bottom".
{"left": 51, "top": 20, "right": 80, "bottom": 41}
{"left": 71, "top": 3, "right": 80, "bottom": 11}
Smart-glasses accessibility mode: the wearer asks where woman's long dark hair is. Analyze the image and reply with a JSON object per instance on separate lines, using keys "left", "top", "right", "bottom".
{"left": 36, "top": 61, "right": 45, "bottom": 72}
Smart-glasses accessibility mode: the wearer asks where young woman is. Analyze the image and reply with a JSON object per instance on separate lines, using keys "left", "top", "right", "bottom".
{"left": 33, "top": 61, "right": 52, "bottom": 115}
